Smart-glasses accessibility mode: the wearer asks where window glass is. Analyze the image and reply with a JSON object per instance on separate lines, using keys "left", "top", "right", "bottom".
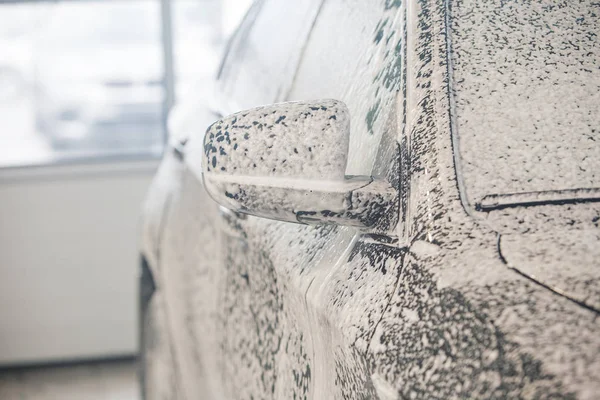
{"left": 287, "top": 1, "right": 405, "bottom": 177}
{"left": 172, "top": 0, "right": 223, "bottom": 101}
{"left": 0, "top": 0, "right": 164, "bottom": 167}
{"left": 216, "top": 0, "right": 323, "bottom": 113}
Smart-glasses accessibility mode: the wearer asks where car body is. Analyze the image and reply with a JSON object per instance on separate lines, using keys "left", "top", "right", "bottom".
{"left": 140, "top": 0, "right": 600, "bottom": 399}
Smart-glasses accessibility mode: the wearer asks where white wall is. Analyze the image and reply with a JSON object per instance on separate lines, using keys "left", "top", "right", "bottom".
{"left": 0, "top": 161, "right": 156, "bottom": 365}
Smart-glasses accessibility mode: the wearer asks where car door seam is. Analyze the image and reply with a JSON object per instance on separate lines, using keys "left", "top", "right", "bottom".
{"left": 364, "top": 253, "right": 405, "bottom": 358}
{"left": 154, "top": 190, "right": 187, "bottom": 399}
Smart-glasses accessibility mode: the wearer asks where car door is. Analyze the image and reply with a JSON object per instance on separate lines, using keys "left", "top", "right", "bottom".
{"left": 197, "top": 1, "right": 409, "bottom": 398}
{"left": 144, "top": 2, "right": 326, "bottom": 399}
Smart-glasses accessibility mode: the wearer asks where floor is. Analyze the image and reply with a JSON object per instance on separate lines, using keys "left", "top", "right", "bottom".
{"left": 0, "top": 358, "right": 139, "bottom": 400}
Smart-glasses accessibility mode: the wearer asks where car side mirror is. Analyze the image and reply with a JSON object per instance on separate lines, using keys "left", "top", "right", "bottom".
{"left": 202, "top": 99, "right": 398, "bottom": 229}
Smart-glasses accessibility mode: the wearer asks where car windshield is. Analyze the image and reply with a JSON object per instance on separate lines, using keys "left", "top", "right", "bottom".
{"left": 42, "top": 1, "right": 159, "bottom": 47}
{"left": 449, "top": 0, "right": 599, "bottom": 210}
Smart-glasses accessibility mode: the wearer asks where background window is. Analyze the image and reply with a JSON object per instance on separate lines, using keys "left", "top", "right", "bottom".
{"left": 0, "top": 0, "right": 228, "bottom": 168}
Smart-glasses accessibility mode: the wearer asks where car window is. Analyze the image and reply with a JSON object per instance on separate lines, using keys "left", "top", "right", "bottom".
{"left": 449, "top": 0, "right": 600, "bottom": 207}
{"left": 286, "top": 1, "right": 405, "bottom": 177}
{"left": 215, "top": 0, "right": 324, "bottom": 114}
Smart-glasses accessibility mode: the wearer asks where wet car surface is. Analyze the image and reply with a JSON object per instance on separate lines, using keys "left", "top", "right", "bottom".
{"left": 140, "top": 0, "right": 600, "bottom": 399}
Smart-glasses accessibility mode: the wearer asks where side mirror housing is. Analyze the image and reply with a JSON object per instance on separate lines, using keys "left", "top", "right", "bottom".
{"left": 202, "top": 99, "right": 397, "bottom": 229}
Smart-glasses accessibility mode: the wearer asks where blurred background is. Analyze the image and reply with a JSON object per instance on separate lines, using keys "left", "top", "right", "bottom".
{"left": 0, "top": 0, "right": 251, "bottom": 397}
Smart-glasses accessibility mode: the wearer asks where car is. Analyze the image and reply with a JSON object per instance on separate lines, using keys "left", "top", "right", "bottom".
{"left": 139, "top": 0, "right": 600, "bottom": 399}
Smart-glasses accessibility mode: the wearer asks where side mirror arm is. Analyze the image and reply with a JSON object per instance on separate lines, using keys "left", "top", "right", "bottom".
{"left": 203, "top": 174, "right": 398, "bottom": 229}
